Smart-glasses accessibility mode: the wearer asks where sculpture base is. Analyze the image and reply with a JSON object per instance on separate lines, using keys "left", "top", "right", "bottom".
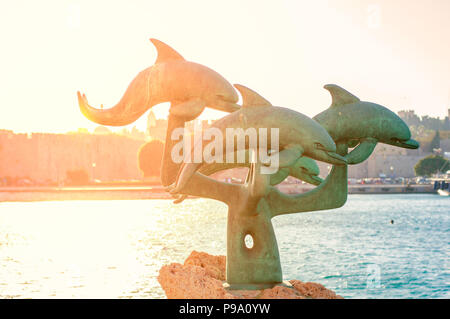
{"left": 158, "top": 251, "right": 343, "bottom": 299}
{"left": 223, "top": 280, "right": 292, "bottom": 291}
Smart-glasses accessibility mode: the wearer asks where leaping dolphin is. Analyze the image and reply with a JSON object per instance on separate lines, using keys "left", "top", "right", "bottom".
{"left": 170, "top": 155, "right": 322, "bottom": 204}
{"left": 190, "top": 150, "right": 322, "bottom": 186}
{"left": 77, "top": 39, "right": 239, "bottom": 126}
{"left": 170, "top": 84, "right": 346, "bottom": 195}
{"left": 313, "top": 84, "right": 419, "bottom": 164}
{"left": 270, "top": 157, "right": 323, "bottom": 186}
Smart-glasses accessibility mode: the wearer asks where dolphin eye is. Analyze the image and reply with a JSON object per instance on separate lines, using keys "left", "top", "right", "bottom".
{"left": 314, "top": 142, "right": 325, "bottom": 150}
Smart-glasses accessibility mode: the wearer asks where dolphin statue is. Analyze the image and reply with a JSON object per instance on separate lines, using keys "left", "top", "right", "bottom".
{"left": 313, "top": 84, "right": 419, "bottom": 164}
{"left": 192, "top": 150, "right": 322, "bottom": 186}
{"left": 169, "top": 84, "right": 346, "bottom": 195}
{"left": 269, "top": 157, "right": 323, "bottom": 186}
{"left": 170, "top": 155, "right": 322, "bottom": 203}
{"left": 77, "top": 39, "right": 240, "bottom": 126}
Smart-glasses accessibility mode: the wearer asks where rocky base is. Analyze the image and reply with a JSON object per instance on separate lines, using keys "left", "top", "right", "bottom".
{"left": 158, "top": 251, "right": 343, "bottom": 299}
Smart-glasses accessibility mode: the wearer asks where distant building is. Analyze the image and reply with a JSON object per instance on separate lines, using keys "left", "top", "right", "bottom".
{"left": 398, "top": 109, "right": 450, "bottom": 130}
{"left": 441, "top": 139, "right": 450, "bottom": 152}
{"left": 146, "top": 110, "right": 157, "bottom": 139}
{"left": 398, "top": 110, "right": 421, "bottom": 127}
{"left": 0, "top": 131, "right": 146, "bottom": 185}
{"left": 93, "top": 126, "right": 112, "bottom": 135}
{"left": 146, "top": 111, "right": 167, "bottom": 141}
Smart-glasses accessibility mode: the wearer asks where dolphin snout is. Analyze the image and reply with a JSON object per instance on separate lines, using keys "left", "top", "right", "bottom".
{"left": 211, "top": 97, "right": 241, "bottom": 113}
{"left": 310, "top": 141, "right": 347, "bottom": 165}
{"left": 325, "top": 151, "right": 348, "bottom": 165}
{"left": 308, "top": 149, "right": 347, "bottom": 166}
{"left": 208, "top": 90, "right": 240, "bottom": 113}
{"left": 390, "top": 138, "right": 420, "bottom": 150}
{"left": 302, "top": 173, "right": 323, "bottom": 186}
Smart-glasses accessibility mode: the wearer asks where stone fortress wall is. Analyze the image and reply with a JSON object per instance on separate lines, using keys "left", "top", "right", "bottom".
{"left": 0, "top": 130, "right": 145, "bottom": 184}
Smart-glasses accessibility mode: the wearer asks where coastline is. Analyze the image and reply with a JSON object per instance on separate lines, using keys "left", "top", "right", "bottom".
{"left": 0, "top": 184, "right": 435, "bottom": 202}
{"left": 276, "top": 183, "right": 435, "bottom": 195}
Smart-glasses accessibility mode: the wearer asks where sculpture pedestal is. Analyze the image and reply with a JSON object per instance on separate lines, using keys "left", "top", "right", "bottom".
{"left": 158, "top": 251, "right": 343, "bottom": 299}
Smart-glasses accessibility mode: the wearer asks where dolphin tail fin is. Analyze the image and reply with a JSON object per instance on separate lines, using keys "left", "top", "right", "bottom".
{"left": 169, "top": 162, "right": 202, "bottom": 195}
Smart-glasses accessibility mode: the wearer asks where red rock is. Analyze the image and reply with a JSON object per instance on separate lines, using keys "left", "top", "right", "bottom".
{"left": 158, "top": 251, "right": 343, "bottom": 299}
{"left": 290, "top": 280, "right": 344, "bottom": 299}
{"left": 184, "top": 250, "right": 226, "bottom": 281}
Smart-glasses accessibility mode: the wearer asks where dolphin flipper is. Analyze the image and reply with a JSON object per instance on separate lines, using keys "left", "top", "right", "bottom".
{"left": 277, "top": 145, "right": 304, "bottom": 168}
{"left": 346, "top": 137, "right": 378, "bottom": 164}
{"left": 166, "top": 182, "right": 189, "bottom": 204}
{"left": 270, "top": 168, "right": 290, "bottom": 186}
{"left": 170, "top": 162, "right": 202, "bottom": 195}
{"left": 173, "top": 194, "right": 188, "bottom": 204}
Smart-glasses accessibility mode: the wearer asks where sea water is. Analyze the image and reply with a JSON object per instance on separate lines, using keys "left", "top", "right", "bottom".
{"left": 0, "top": 194, "right": 448, "bottom": 298}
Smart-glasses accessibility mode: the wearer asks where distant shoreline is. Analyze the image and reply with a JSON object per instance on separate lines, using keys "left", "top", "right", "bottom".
{"left": 0, "top": 184, "right": 436, "bottom": 202}
{"left": 277, "top": 184, "right": 435, "bottom": 195}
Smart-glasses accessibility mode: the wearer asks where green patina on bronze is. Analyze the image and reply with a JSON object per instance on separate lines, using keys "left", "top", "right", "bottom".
{"left": 170, "top": 84, "right": 347, "bottom": 195}
{"left": 167, "top": 84, "right": 418, "bottom": 289}
{"left": 78, "top": 39, "right": 419, "bottom": 290}
{"left": 172, "top": 155, "right": 322, "bottom": 205}
{"left": 314, "top": 84, "right": 419, "bottom": 164}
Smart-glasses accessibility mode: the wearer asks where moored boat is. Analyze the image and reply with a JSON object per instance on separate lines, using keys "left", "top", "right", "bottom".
{"left": 434, "top": 180, "right": 450, "bottom": 196}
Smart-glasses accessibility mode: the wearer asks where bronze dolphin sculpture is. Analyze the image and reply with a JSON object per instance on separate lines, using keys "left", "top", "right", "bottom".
{"left": 170, "top": 155, "right": 322, "bottom": 204}
{"left": 313, "top": 84, "right": 419, "bottom": 164}
{"left": 170, "top": 84, "right": 346, "bottom": 195}
{"left": 78, "top": 39, "right": 239, "bottom": 125}
{"left": 270, "top": 157, "right": 322, "bottom": 186}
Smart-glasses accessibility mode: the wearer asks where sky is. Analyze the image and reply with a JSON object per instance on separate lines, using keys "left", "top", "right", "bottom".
{"left": 0, "top": 0, "right": 449, "bottom": 133}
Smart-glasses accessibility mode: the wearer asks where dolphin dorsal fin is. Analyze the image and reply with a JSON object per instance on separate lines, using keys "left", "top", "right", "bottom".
{"left": 150, "top": 38, "right": 185, "bottom": 64}
{"left": 233, "top": 84, "right": 272, "bottom": 108}
{"left": 324, "top": 84, "right": 360, "bottom": 107}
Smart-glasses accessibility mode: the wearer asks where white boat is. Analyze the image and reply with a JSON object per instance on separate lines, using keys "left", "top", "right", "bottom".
{"left": 434, "top": 179, "right": 450, "bottom": 196}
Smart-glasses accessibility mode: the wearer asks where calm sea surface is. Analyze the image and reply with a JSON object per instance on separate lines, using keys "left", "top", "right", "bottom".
{"left": 0, "top": 194, "right": 448, "bottom": 299}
